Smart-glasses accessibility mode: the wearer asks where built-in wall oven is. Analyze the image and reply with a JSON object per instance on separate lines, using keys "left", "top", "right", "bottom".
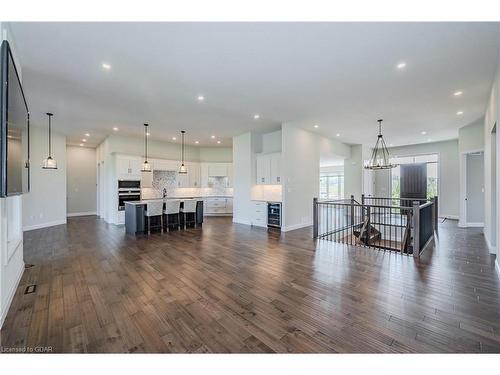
{"left": 267, "top": 202, "right": 282, "bottom": 229}
{"left": 118, "top": 180, "right": 141, "bottom": 211}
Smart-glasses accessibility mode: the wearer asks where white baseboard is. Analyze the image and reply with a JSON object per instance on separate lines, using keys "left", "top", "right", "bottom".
{"left": 23, "top": 219, "right": 67, "bottom": 232}
{"left": 441, "top": 214, "right": 459, "bottom": 220}
{"left": 232, "top": 218, "right": 251, "bottom": 226}
{"left": 466, "top": 222, "right": 484, "bottom": 228}
{"left": 0, "top": 260, "right": 24, "bottom": 329}
{"left": 282, "top": 222, "right": 312, "bottom": 232}
{"left": 485, "top": 236, "right": 496, "bottom": 254}
{"left": 67, "top": 211, "right": 97, "bottom": 217}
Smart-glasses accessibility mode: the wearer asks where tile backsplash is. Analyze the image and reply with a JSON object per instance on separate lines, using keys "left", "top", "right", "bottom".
{"left": 143, "top": 170, "right": 233, "bottom": 198}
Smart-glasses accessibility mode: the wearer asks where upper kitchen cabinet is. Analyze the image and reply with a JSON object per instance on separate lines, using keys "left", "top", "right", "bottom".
{"left": 153, "top": 159, "right": 178, "bottom": 171}
{"left": 188, "top": 162, "right": 201, "bottom": 188}
{"left": 141, "top": 170, "right": 153, "bottom": 188}
{"left": 226, "top": 164, "right": 233, "bottom": 188}
{"left": 116, "top": 156, "right": 142, "bottom": 180}
{"left": 256, "top": 153, "right": 281, "bottom": 185}
{"left": 208, "top": 164, "right": 228, "bottom": 177}
{"left": 270, "top": 153, "right": 282, "bottom": 184}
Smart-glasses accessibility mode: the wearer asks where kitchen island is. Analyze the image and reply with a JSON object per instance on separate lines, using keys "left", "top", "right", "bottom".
{"left": 124, "top": 198, "right": 204, "bottom": 235}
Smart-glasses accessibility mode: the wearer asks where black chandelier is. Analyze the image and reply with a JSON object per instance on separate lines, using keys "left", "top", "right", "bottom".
{"left": 364, "top": 119, "right": 397, "bottom": 170}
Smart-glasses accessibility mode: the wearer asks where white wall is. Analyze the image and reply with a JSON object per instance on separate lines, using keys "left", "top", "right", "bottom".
{"left": 459, "top": 118, "right": 484, "bottom": 153}
{"left": 281, "top": 124, "right": 351, "bottom": 231}
{"left": 23, "top": 127, "right": 67, "bottom": 230}
{"left": 199, "top": 147, "right": 233, "bottom": 162}
{"left": 282, "top": 124, "right": 319, "bottom": 231}
{"left": 232, "top": 132, "right": 254, "bottom": 225}
{"left": 483, "top": 27, "right": 500, "bottom": 259}
{"left": 103, "top": 134, "right": 231, "bottom": 162}
{"left": 262, "top": 129, "right": 282, "bottom": 153}
{"left": 67, "top": 146, "right": 97, "bottom": 216}
{"left": 344, "top": 144, "right": 371, "bottom": 201}
{"left": 0, "top": 22, "right": 25, "bottom": 328}
{"left": 384, "top": 140, "right": 460, "bottom": 218}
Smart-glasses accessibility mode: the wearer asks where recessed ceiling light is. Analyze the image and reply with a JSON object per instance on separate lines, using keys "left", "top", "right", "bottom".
{"left": 314, "top": 124, "right": 319, "bottom": 128}
{"left": 217, "top": 140, "right": 221, "bottom": 144}
{"left": 197, "top": 95, "right": 205, "bottom": 101}
{"left": 336, "top": 133, "right": 340, "bottom": 137}
{"left": 172, "top": 137, "right": 177, "bottom": 141}
{"left": 211, "top": 135, "right": 216, "bottom": 139}
{"left": 85, "top": 133, "right": 90, "bottom": 137}
{"left": 113, "top": 127, "right": 119, "bottom": 131}
{"left": 421, "top": 131, "right": 427, "bottom": 135}
{"left": 396, "top": 62, "right": 407, "bottom": 69}
{"left": 82, "top": 139, "right": 87, "bottom": 142}
{"left": 146, "top": 132, "right": 150, "bottom": 136}
{"left": 254, "top": 114, "right": 260, "bottom": 120}
{"left": 453, "top": 91, "right": 463, "bottom": 96}
{"left": 457, "top": 111, "right": 464, "bottom": 115}
{"left": 102, "top": 63, "right": 111, "bottom": 70}
{"left": 195, "top": 140, "right": 199, "bottom": 144}
{"left": 79, "top": 143, "right": 84, "bottom": 147}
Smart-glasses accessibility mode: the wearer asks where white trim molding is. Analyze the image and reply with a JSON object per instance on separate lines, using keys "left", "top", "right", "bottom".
{"left": 466, "top": 222, "right": 485, "bottom": 228}
{"left": 282, "top": 222, "right": 312, "bottom": 232}
{"left": 232, "top": 218, "right": 251, "bottom": 226}
{"left": 23, "top": 219, "right": 67, "bottom": 232}
{"left": 485, "top": 236, "right": 496, "bottom": 254}
{"left": 441, "top": 214, "right": 459, "bottom": 220}
{"left": 67, "top": 211, "right": 97, "bottom": 217}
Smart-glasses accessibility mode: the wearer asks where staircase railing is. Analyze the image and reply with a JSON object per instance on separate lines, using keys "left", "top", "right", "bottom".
{"left": 313, "top": 195, "right": 438, "bottom": 257}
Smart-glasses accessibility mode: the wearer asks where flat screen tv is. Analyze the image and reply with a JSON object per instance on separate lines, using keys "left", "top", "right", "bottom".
{"left": 0, "top": 40, "right": 30, "bottom": 197}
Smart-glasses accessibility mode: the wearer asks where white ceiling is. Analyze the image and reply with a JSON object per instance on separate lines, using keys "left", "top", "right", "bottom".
{"left": 9, "top": 22, "right": 500, "bottom": 148}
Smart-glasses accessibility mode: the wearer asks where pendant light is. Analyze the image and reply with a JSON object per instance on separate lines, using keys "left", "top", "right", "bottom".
{"left": 178, "top": 130, "right": 187, "bottom": 174}
{"left": 42, "top": 112, "right": 57, "bottom": 169}
{"left": 364, "top": 119, "right": 397, "bottom": 170}
{"left": 141, "top": 123, "right": 151, "bottom": 172}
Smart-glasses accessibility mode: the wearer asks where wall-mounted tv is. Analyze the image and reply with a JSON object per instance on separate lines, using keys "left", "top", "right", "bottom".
{"left": 0, "top": 40, "right": 30, "bottom": 197}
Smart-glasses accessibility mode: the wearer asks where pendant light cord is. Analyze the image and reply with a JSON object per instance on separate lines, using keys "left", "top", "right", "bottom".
{"left": 181, "top": 130, "right": 185, "bottom": 164}
{"left": 46, "top": 113, "right": 53, "bottom": 158}
{"left": 144, "top": 124, "right": 148, "bottom": 162}
{"left": 48, "top": 116, "right": 51, "bottom": 157}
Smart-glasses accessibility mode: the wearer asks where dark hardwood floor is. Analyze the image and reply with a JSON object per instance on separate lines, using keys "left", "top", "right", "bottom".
{"left": 1, "top": 216, "right": 500, "bottom": 353}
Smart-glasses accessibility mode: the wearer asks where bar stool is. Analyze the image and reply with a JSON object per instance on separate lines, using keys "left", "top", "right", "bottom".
{"left": 182, "top": 199, "right": 197, "bottom": 229}
{"left": 144, "top": 200, "right": 164, "bottom": 235}
{"left": 164, "top": 200, "right": 181, "bottom": 232}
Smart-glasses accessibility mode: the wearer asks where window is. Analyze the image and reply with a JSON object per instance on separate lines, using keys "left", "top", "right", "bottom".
{"left": 320, "top": 173, "right": 344, "bottom": 199}
{"left": 390, "top": 154, "right": 439, "bottom": 199}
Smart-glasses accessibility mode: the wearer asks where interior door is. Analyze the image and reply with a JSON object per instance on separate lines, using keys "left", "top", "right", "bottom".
{"left": 400, "top": 163, "right": 427, "bottom": 203}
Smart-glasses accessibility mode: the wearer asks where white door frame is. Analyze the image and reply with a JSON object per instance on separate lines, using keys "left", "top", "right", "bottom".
{"left": 459, "top": 149, "right": 484, "bottom": 228}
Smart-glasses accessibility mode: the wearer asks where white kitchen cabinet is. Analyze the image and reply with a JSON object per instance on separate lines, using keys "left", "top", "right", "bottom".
{"left": 204, "top": 197, "right": 233, "bottom": 216}
{"left": 117, "top": 156, "right": 142, "bottom": 180}
{"left": 270, "top": 153, "right": 282, "bottom": 184}
{"left": 116, "top": 158, "right": 130, "bottom": 180}
{"left": 226, "top": 164, "right": 233, "bottom": 188}
{"left": 176, "top": 172, "right": 189, "bottom": 188}
{"left": 256, "top": 154, "right": 269, "bottom": 184}
{"left": 153, "top": 159, "right": 176, "bottom": 171}
{"left": 141, "top": 170, "right": 153, "bottom": 188}
{"left": 188, "top": 163, "right": 201, "bottom": 188}
{"left": 256, "top": 153, "right": 281, "bottom": 185}
{"left": 208, "top": 164, "right": 228, "bottom": 177}
{"left": 251, "top": 201, "right": 267, "bottom": 227}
